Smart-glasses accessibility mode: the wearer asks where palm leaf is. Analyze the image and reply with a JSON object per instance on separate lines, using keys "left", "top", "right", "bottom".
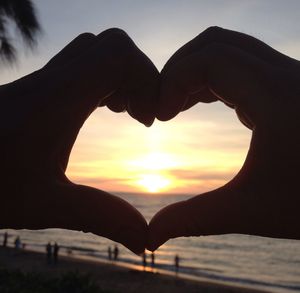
{"left": 0, "top": 0, "right": 40, "bottom": 62}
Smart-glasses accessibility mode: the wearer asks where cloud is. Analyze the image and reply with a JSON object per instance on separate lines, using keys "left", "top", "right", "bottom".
{"left": 169, "top": 168, "right": 237, "bottom": 182}
{"left": 69, "top": 176, "right": 133, "bottom": 192}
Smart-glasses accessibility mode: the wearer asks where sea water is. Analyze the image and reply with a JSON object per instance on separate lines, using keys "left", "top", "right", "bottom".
{"left": 1, "top": 193, "right": 300, "bottom": 293}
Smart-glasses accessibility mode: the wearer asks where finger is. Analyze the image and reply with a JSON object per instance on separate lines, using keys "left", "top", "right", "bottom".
{"left": 105, "top": 91, "right": 126, "bottom": 113}
{"left": 158, "top": 42, "right": 270, "bottom": 122}
{"left": 103, "top": 52, "right": 159, "bottom": 127}
{"left": 124, "top": 50, "right": 159, "bottom": 127}
{"left": 58, "top": 30, "right": 137, "bottom": 169}
{"left": 62, "top": 29, "right": 158, "bottom": 126}
{"left": 181, "top": 87, "right": 218, "bottom": 112}
{"left": 100, "top": 38, "right": 159, "bottom": 127}
{"left": 147, "top": 185, "right": 245, "bottom": 251}
{"left": 163, "top": 26, "right": 296, "bottom": 74}
{"left": 45, "top": 28, "right": 128, "bottom": 69}
{"left": 61, "top": 34, "right": 156, "bottom": 171}
{"left": 57, "top": 28, "right": 131, "bottom": 101}
{"left": 23, "top": 182, "right": 147, "bottom": 255}
{"left": 44, "top": 33, "right": 96, "bottom": 69}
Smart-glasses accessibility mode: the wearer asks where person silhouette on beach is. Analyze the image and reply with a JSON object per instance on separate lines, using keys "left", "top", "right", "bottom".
{"left": 53, "top": 242, "right": 59, "bottom": 264}
{"left": 14, "top": 236, "right": 21, "bottom": 250}
{"left": 151, "top": 252, "right": 155, "bottom": 270}
{"left": 3, "top": 232, "right": 8, "bottom": 248}
{"left": 113, "top": 245, "right": 119, "bottom": 261}
{"left": 46, "top": 242, "right": 52, "bottom": 264}
{"left": 175, "top": 255, "right": 179, "bottom": 275}
{"left": 108, "top": 246, "right": 112, "bottom": 261}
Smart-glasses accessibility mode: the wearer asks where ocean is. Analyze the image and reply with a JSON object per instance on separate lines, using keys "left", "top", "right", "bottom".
{"left": 1, "top": 193, "right": 300, "bottom": 292}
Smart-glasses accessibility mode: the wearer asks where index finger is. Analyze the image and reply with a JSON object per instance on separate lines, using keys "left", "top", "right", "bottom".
{"left": 158, "top": 42, "right": 270, "bottom": 122}
{"left": 163, "top": 26, "right": 295, "bottom": 74}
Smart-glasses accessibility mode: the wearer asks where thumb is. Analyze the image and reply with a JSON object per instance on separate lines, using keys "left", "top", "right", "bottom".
{"left": 147, "top": 185, "right": 246, "bottom": 251}
{"left": 21, "top": 181, "right": 147, "bottom": 255}
{"left": 57, "top": 183, "right": 148, "bottom": 255}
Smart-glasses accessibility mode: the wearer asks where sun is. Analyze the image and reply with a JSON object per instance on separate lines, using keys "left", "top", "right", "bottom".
{"left": 127, "top": 152, "right": 178, "bottom": 193}
{"left": 137, "top": 174, "right": 171, "bottom": 193}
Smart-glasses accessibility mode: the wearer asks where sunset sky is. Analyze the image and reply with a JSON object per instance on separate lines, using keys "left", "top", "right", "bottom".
{"left": 1, "top": 0, "right": 299, "bottom": 194}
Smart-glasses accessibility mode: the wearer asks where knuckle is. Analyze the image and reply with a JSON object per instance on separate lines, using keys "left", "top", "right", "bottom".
{"left": 101, "top": 30, "right": 137, "bottom": 60}
{"left": 197, "top": 26, "right": 224, "bottom": 42}
{"left": 99, "top": 28, "right": 133, "bottom": 46}
{"left": 202, "top": 26, "right": 224, "bottom": 36}
{"left": 101, "top": 27, "right": 128, "bottom": 36}
{"left": 76, "top": 32, "right": 96, "bottom": 42}
{"left": 111, "top": 33, "right": 134, "bottom": 49}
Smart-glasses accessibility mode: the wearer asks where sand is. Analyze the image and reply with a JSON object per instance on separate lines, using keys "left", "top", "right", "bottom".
{"left": 0, "top": 247, "right": 268, "bottom": 293}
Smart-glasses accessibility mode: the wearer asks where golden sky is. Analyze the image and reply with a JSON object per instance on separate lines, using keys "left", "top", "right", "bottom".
{"left": 1, "top": 1, "right": 299, "bottom": 194}
{"left": 66, "top": 103, "right": 251, "bottom": 194}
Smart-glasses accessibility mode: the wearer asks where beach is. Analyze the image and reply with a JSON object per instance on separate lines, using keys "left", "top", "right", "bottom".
{"left": 0, "top": 247, "right": 268, "bottom": 293}
{"left": 2, "top": 201, "right": 300, "bottom": 293}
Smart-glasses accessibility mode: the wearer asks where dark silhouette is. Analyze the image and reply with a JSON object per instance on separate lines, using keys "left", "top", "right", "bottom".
{"left": 3, "top": 232, "right": 8, "bottom": 247}
{"left": 151, "top": 252, "right": 155, "bottom": 270}
{"left": 175, "top": 255, "right": 179, "bottom": 274}
{"left": 1, "top": 26, "right": 300, "bottom": 254}
{"left": 0, "top": 29, "right": 155, "bottom": 255}
{"left": 14, "top": 236, "right": 21, "bottom": 250}
{"left": 108, "top": 246, "right": 112, "bottom": 261}
{"left": 142, "top": 252, "right": 147, "bottom": 270}
{"left": 113, "top": 245, "right": 119, "bottom": 261}
{"left": 53, "top": 242, "right": 59, "bottom": 264}
{"left": 147, "top": 26, "right": 300, "bottom": 251}
{"left": 46, "top": 242, "right": 52, "bottom": 264}
{"left": 0, "top": 0, "right": 41, "bottom": 62}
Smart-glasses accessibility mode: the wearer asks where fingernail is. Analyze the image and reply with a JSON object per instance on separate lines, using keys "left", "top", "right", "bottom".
{"left": 143, "top": 117, "right": 155, "bottom": 127}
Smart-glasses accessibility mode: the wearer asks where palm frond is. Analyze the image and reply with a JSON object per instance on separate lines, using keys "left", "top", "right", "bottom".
{"left": 0, "top": 35, "right": 16, "bottom": 62}
{"left": 0, "top": 0, "right": 41, "bottom": 62}
{"left": 8, "top": 0, "right": 40, "bottom": 45}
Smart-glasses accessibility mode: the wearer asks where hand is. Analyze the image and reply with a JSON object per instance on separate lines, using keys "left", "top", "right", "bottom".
{"left": 0, "top": 28, "right": 159, "bottom": 254}
{"left": 148, "top": 26, "right": 300, "bottom": 251}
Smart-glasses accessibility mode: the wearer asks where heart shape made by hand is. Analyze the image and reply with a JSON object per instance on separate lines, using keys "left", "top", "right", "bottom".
{"left": 1, "top": 27, "right": 300, "bottom": 255}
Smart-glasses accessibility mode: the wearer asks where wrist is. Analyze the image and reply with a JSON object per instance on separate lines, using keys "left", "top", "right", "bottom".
{"left": 0, "top": 68, "right": 48, "bottom": 132}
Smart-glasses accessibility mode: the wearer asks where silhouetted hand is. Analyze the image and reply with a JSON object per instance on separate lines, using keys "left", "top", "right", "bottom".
{"left": 0, "top": 28, "right": 159, "bottom": 254}
{"left": 148, "top": 27, "right": 300, "bottom": 251}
